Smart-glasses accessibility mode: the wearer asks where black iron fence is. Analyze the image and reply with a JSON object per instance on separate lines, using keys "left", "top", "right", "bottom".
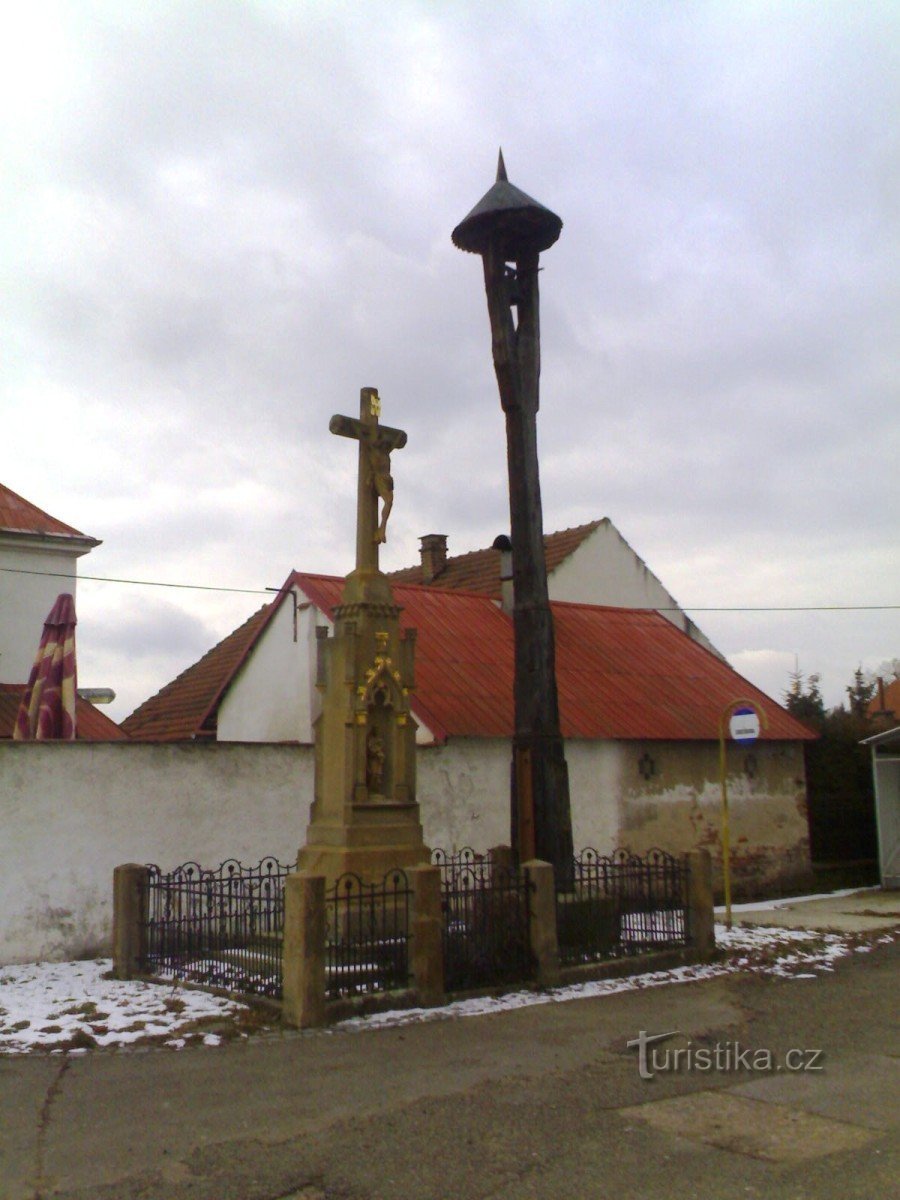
{"left": 556, "top": 848, "right": 690, "bottom": 967}
{"left": 134, "top": 845, "right": 693, "bottom": 1013}
{"left": 432, "top": 848, "right": 536, "bottom": 991}
{"left": 143, "top": 857, "right": 289, "bottom": 999}
{"left": 325, "top": 870, "right": 412, "bottom": 1000}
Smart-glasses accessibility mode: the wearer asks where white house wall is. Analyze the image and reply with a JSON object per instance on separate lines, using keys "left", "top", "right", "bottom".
{"left": 218, "top": 595, "right": 438, "bottom": 747}
{"left": 0, "top": 541, "right": 82, "bottom": 682}
{"left": 218, "top": 595, "right": 326, "bottom": 742}
{"left": 548, "top": 521, "right": 722, "bottom": 658}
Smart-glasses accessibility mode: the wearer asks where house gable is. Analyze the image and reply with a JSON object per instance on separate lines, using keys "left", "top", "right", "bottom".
{"left": 388, "top": 518, "right": 722, "bottom": 658}
{"left": 216, "top": 589, "right": 325, "bottom": 743}
{"left": 547, "top": 519, "right": 723, "bottom": 658}
{"left": 0, "top": 482, "right": 101, "bottom": 684}
{"left": 121, "top": 603, "right": 274, "bottom": 740}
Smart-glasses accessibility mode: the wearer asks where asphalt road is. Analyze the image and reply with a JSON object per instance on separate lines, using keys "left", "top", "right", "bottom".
{"left": 2, "top": 937, "right": 897, "bottom": 1200}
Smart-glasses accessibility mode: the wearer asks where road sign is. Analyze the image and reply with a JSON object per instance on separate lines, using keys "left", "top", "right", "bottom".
{"left": 729, "top": 706, "right": 760, "bottom": 743}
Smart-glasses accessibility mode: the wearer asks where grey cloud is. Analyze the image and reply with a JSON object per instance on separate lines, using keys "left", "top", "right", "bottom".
{"left": 3, "top": 1, "right": 897, "bottom": 715}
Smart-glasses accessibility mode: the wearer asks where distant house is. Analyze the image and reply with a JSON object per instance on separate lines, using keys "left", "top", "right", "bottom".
{"left": 0, "top": 482, "right": 124, "bottom": 740}
{"left": 869, "top": 676, "right": 900, "bottom": 723}
{"left": 124, "top": 526, "right": 816, "bottom": 896}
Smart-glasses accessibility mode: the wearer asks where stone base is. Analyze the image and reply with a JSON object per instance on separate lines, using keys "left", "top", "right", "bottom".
{"left": 298, "top": 804, "right": 430, "bottom": 889}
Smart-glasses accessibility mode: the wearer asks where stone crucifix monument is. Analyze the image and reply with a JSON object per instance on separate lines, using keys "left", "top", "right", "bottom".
{"left": 297, "top": 386, "right": 429, "bottom": 885}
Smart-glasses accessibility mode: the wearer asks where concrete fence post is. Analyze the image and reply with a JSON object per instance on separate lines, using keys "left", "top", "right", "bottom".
{"left": 685, "top": 849, "right": 716, "bottom": 958}
{"left": 282, "top": 872, "right": 326, "bottom": 1029}
{"left": 409, "top": 864, "right": 444, "bottom": 1007}
{"left": 489, "top": 843, "right": 515, "bottom": 875}
{"left": 112, "top": 863, "right": 150, "bottom": 980}
{"left": 523, "top": 859, "right": 560, "bottom": 988}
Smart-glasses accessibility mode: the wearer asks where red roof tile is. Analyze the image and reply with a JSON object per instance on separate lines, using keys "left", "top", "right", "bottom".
{"left": 293, "top": 573, "right": 815, "bottom": 744}
{"left": 123, "top": 569, "right": 814, "bottom": 744}
{"left": 387, "top": 520, "right": 601, "bottom": 593}
{"left": 0, "top": 684, "right": 128, "bottom": 740}
{"left": 869, "top": 676, "right": 900, "bottom": 718}
{"left": 0, "top": 482, "right": 94, "bottom": 540}
{"left": 121, "top": 604, "right": 275, "bottom": 740}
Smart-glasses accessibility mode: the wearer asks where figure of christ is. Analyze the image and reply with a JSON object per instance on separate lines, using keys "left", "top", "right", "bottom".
{"left": 367, "top": 441, "right": 394, "bottom": 544}
{"left": 329, "top": 389, "right": 407, "bottom": 572}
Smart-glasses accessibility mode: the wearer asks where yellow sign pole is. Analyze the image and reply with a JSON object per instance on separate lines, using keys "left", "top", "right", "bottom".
{"left": 719, "top": 698, "right": 768, "bottom": 931}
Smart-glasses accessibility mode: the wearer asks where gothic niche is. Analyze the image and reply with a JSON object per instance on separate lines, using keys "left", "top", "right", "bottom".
{"left": 366, "top": 685, "right": 393, "bottom": 798}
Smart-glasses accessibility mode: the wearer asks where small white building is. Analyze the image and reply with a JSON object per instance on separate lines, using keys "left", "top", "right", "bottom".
{"left": 0, "top": 482, "right": 100, "bottom": 683}
{"left": 862, "top": 725, "right": 900, "bottom": 889}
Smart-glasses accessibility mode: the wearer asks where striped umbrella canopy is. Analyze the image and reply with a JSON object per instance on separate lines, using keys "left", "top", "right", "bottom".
{"left": 13, "top": 593, "right": 78, "bottom": 740}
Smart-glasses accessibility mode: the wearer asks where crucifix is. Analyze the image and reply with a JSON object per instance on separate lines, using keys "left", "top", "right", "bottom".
{"left": 329, "top": 387, "right": 407, "bottom": 573}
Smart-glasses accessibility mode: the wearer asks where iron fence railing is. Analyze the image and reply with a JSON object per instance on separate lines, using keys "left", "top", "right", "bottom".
{"left": 431, "top": 846, "right": 491, "bottom": 885}
{"left": 143, "top": 857, "right": 289, "bottom": 999}
{"left": 556, "top": 848, "right": 689, "bottom": 967}
{"left": 433, "top": 850, "right": 535, "bottom": 991}
{"left": 325, "top": 870, "right": 411, "bottom": 1000}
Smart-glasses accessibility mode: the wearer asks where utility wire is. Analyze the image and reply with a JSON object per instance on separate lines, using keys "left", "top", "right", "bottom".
{"left": 0, "top": 565, "right": 269, "bottom": 596}
{"left": 1, "top": 564, "right": 896, "bottom": 611}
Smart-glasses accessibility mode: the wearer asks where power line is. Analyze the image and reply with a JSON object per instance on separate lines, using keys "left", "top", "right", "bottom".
{"left": 0, "top": 565, "right": 269, "bottom": 596}
{"left": 680, "top": 605, "right": 898, "bottom": 613}
{"left": 0, "top": 564, "right": 896, "bottom": 611}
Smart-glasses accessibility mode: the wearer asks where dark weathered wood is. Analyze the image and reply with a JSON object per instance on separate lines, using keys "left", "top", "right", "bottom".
{"left": 479, "top": 244, "right": 574, "bottom": 884}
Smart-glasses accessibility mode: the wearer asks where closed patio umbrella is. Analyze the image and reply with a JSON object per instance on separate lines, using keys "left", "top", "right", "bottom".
{"left": 13, "top": 593, "right": 78, "bottom": 740}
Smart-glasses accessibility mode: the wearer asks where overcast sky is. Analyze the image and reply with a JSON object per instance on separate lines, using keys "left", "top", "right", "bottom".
{"left": 3, "top": 0, "right": 897, "bottom": 722}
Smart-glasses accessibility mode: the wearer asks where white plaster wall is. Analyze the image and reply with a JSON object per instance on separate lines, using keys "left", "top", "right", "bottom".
{"left": 548, "top": 521, "right": 723, "bottom": 658}
{"left": 416, "top": 737, "right": 621, "bottom": 855}
{"left": 0, "top": 541, "right": 82, "bottom": 682}
{"left": 0, "top": 741, "right": 313, "bottom": 964}
{"left": 218, "top": 596, "right": 327, "bottom": 743}
{"left": 1, "top": 733, "right": 810, "bottom": 963}
{"left": 565, "top": 739, "right": 622, "bottom": 852}
{"left": 616, "top": 740, "right": 811, "bottom": 895}
{"left": 417, "top": 739, "right": 511, "bottom": 851}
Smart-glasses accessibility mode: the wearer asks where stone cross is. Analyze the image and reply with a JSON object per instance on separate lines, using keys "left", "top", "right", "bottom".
{"left": 329, "top": 387, "right": 407, "bottom": 573}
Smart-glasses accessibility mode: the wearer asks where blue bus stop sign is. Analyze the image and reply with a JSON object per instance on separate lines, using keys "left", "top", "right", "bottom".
{"left": 729, "top": 706, "right": 760, "bottom": 743}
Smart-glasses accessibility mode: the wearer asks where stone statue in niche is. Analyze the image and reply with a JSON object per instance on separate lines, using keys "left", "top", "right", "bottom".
{"left": 366, "top": 729, "right": 386, "bottom": 795}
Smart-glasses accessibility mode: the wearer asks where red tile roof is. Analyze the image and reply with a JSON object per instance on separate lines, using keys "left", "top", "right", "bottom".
{"left": 0, "top": 684, "right": 128, "bottom": 740}
{"left": 387, "top": 520, "right": 601, "bottom": 593}
{"left": 122, "top": 570, "right": 815, "bottom": 745}
{"left": 120, "top": 604, "right": 275, "bottom": 741}
{"left": 293, "top": 573, "right": 815, "bottom": 744}
{"left": 0, "top": 482, "right": 95, "bottom": 540}
{"left": 869, "top": 676, "right": 900, "bottom": 719}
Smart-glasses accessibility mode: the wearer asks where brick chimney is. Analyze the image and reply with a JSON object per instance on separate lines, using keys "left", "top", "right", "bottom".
{"left": 419, "top": 534, "right": 448, "bottom": 584}
{"left": 492, "top": 534, "right": 513, "bottom": 614}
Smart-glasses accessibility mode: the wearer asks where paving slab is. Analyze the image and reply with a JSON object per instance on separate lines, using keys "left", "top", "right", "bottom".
{"left": 619, "top": 1091, "right": 877, "bottom": 1162}
{"left": 726, "top": 888, "right": 900, "bottom": 934}
{"left": 729, "top": 1052, "right": 900, "bottom": 1131}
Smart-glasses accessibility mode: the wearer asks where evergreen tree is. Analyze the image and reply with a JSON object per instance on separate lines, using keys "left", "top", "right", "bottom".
{"left": 845, "top": 667, "right": 876, "bottom": 717}
{"left": 786, "top": 665, "right": 878, "bottom": 876}
{"left": 783, "top": 668, "right": 825, "bottom": 725}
